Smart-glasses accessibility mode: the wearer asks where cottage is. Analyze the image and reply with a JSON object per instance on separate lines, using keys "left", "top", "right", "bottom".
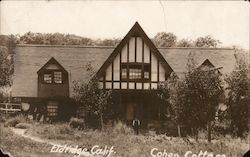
{"left": 12, "top": 22, "right": 237, "bottom": 125}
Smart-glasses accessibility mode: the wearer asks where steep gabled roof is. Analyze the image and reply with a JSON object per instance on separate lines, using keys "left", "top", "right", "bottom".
{"left": 37, "top": 57, "right": 68, "bottom": 74}
{"left": 96, "top": 22, "right": 173, "bottom": 77}
{"left": 198, "top": 58, "right": 222, "bottom": 74}
{"left": 200, "top": 59, "right": 215, "bottom": 67}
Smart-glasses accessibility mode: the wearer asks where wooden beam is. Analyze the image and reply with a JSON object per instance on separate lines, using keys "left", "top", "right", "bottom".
{"left": 127, "top": 42, "right": 129, "bottom": 89}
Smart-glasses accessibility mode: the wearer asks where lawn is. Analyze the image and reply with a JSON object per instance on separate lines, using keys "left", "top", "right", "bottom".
{"left": 0, "top": 122, "right": 249, "bottom": 157}
{"left": 0, "top": 124, "right": 70, "bottom": 157}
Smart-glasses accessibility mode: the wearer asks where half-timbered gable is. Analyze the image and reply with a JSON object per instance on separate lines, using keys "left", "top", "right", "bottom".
{"left": 97, "top": 22, "right": 173, "bottom": 90}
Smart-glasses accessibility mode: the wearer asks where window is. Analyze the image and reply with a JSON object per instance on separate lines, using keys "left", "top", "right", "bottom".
{"left": 121, "top": 65, "right": 127, "bottom": 79}
{"left": 129, "top": 66, "right": 142, "bottom": 79}
{"left": 47, "top": 103, "right": 58, "bottom": 117}
{"left": 44, "top": 74, "right": 52, "bottom": 83}
{"left": 121, "top": 63, "right": 150, "bottom": 80}
{"left": 43, "top": 71, "right": 63, "bottom": 84}
{"left": 54, "top": 72, "right": 62, "bottom": 83}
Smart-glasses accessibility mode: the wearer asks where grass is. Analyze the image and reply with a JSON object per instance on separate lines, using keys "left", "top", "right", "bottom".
{"left": 24, "top": 122, "right": 249, "bottom": 157}
{"left": 0, "top": 124, "right": 69, "bottom": 157}
{"left": 4, "top": 114, "right": 31, "bottom": 127}
{"left": 0, "top": 117, "right": 248, "bottom": 157}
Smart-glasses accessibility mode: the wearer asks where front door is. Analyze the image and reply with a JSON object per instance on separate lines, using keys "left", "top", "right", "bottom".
{"left": 126, "top": 102, "right": 136, "bottom": 121}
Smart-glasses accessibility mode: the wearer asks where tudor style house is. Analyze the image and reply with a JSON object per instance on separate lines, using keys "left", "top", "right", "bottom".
{"left": 12, "top": 22, "right": 237, "bottom": 125}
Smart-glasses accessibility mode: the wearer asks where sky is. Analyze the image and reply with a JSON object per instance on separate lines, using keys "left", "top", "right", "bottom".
{"left": 0, "top": 1, "right": 249, "bottom": 50}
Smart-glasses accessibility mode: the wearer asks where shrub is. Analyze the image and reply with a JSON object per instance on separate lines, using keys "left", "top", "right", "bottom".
{"left": 4, "top": 114, "right": 29, "bottom": 127}
{"left": 69, "top": 117, "right": 85, "bottom": 130}
{"left": 112, "top": 121, "right": 133, "bottom": 135}
{"left": 15, "top": 123, "right": 32, "bottom": 129}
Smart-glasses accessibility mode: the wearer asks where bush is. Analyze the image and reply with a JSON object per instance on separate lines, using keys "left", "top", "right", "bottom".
{"left": 15, "top": 123, "right": 32, "bottom": 129}
{"left": 4, "top": 114, "right": 29, "bottom": 127}
{"left": 112, "top": 121, "right": 133, "bottom": 135}
{"left": 69, "top": 117, "right": 85, "bottom": 129}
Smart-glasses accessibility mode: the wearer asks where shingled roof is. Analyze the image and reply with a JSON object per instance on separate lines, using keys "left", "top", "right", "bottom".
{"left": 12, "top": 44, "right": 238, "bottom": 98}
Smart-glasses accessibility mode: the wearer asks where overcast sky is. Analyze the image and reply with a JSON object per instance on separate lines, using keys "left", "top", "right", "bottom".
{"left": 0, "top": 1, "right": 249, "bottom": 49}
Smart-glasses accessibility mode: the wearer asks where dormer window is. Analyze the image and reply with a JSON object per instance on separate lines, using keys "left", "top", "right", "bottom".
{"left": 54, "top": 71, "right": 62, "bottom": 83}
{"left": 44, "top": 73, "right": 52, "bottom": 83}
{"left": 43, "top": 71, "right": 63, "bottom": 84}
{"left": 38, "top": 57, "right": 68, "bottom": 85}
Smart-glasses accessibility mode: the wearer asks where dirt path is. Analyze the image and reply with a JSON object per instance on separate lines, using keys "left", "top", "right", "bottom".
{"left": 11, "top": 128, "right": 102, "bottom": 157}
{"left": 11, "top": 128, "right": 57, "bottom": 145}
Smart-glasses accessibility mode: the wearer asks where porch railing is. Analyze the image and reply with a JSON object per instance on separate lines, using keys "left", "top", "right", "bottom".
{"left": 0, "top": 103, "right": 22, "bottom": 114}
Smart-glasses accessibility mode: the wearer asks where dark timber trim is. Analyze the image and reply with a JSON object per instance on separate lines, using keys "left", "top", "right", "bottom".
{"left": 157, "top": 59, "right": 160, "bottom": 82}
{"left": 111, "top": 61, "right": 114, "bottom": 89}
{"left": 103, "top": 73, "right": 106, "bottom": 89}
{"left": 119, "top": 52, "right": 122, "bottom": 89}
{"left": 135, "top": 37, "right": 137, "bottom": 62}
{"left": 134, "top": 37, "right": 137, "bottom": 89}
{"left": 149, "top": 50, "right": 152, "bottom": 90}
{"left": 142, "top": 40, "right": 144, "bottom": 90}
{"left": 127, "top": 42, "right": 129, "bottom": 89}
{"left": 96, "top": 22, "right": 174, "bottom": 78}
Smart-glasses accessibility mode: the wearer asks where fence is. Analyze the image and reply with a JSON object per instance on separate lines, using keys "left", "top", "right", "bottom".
{"left": 0, "top": 103, "right": 22, "bottom": 115}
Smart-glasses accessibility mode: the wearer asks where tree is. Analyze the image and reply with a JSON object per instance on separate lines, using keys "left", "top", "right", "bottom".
{"left": 18, "top": 32, "right": 121, "bottom": 46}
{"left": 185, "top": 53, "right": 223, "bottom": 142}
{"left": 0, "top": 35, "right": 17, "bottom": 88}
{"left": 153, "top": 32, "right": 177, "bottom": 47}
{"left": 0, "top": 47, "right": 11, "bottom": 87}
{"left": 96, "top": 38, "right": 121, "bottom": 46}
{"left": 225, "top": 54, "right": 249, "bottom": 137}
{"left": 194, "top": 35, "right": 221, "bottom": 48}
{"left": 73, "top": 63, "right": 112, "bottom": 130}
{"left": 158, "top": 73, "right": 186, "bottom": 137}
{"left": 177, "top": 38, "right": 193, "bottom": 47}
{"left": 159, "top": 53, "right": 223, "bottom": 142}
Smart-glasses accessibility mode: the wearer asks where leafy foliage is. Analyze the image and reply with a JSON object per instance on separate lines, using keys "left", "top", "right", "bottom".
{"left": 159, "top": 53, "right": 223, "bottom": 139}
{"left": 153, "top": 32, "right": 177, "bottom": 47}
{"left": 2, "top": 31, "right": 227, "bottom": 49}
{"left": 18, "top": 32, "right": 121, "bottom": 46}
{"left": 0, "top": 47, "right": 11, "bottom": 87}
{"left": 224, "top": 54, "right": 249, "bottom": 137}
{"left": 183, "top": 53, "right": 223, "bottom": 130}
{"left": 0, "top": 35, "right": 18, "bottom": 87}
{"left": 194, "top": 35, "right": 221, "bottom": 48}
{"left": 73, "top": 63, "right": 112, "bottom": 129}
{"left": 176, "top": 38, "right": 194, "bottom": 47}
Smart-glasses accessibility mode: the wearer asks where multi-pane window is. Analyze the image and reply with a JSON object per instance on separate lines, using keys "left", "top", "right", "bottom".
{"left": 129, "top": 67, "right": 142, "bottom": 79}
{"left": 121, "top": 63, "right": 150, "bottom": 80}
{"left": 44, "top": 74, "right": 52, "bottom": 83}
{"left": 47, "top": 103, "right": 58, "bottom": 117}
{"left": 54, "top": 72, "right": 62, "bottom": 84}
{"left": 43, "top": 71, "right": 63, "bottom": 84}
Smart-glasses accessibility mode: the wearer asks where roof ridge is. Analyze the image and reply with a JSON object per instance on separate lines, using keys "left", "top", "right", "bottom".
{"left": 158, "top": 47, "right": 234, "bottom": 50}
{"left": 16, "top": 44, "right": 115, "bottom": 49}
{"left": 16, "top": 44, "right": 234, "bottom": 50}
